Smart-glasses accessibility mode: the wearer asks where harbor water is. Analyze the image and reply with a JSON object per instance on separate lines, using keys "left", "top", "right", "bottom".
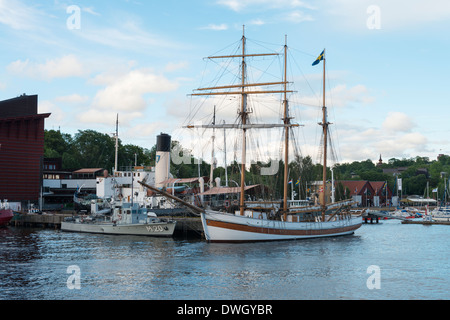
{"left": 1, "top": 220, "right": 448, "bottom": 300}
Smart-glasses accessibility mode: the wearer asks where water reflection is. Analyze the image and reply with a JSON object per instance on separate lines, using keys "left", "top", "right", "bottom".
{"left": 1, "top": 222, "right": 449, "bottom": 300}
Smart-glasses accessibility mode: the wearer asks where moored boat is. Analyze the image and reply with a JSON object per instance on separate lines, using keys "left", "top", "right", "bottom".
{"left": 140, "top": 30, "right": 362, "bottom": 242}
{"left": 61, "top": 201, "right": 176, "bottom": 237}
{"left": 0, "top": 208, "right": 14, "bottom": 227}
{"left": 431, "top": 206, "right": 450, "bottom": 222}
{"left": 0, "top": 200, "right": 14, "bottom": 227}
{"left": 195, "top": 31, "right": 362, "bottom": 242}
{"left": 201, "top": 209, "right": 362, "bottom": 242}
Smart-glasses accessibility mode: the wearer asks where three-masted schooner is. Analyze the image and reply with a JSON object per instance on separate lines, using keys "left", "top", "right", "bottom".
{"left": 186, "top": 31, "right": 362, "bottom": 242}
{"left": 140, "top": 30, "right": 363, "bottom": 242}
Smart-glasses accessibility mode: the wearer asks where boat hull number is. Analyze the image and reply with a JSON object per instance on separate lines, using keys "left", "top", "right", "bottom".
{"left": 146, "top": 225, "right": 165, "bottom": 233}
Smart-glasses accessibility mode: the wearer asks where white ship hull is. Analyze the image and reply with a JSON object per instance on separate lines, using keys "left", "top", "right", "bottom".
{"left": 432, "top": 207, "right": 450, "bottom": 222}
{"left": 201, "top": 210, "right": 362, "bottom": 242}
{"left": 433, "top": 215, "right": 450, "bottom": 222}
{"left": 61, "top": 221, "right": 176, "bottom": 237}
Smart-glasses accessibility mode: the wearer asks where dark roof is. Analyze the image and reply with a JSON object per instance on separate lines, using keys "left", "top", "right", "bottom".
{"left": 338, "top": 181, "right": 371, "bottom": 195}
{"left": 73, "top": 168, "right": 104, "bottom": 174}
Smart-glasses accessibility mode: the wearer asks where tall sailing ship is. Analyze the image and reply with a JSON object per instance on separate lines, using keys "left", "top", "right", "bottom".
{"left": 141, "top": 30, "right": 362, "bottom": 242}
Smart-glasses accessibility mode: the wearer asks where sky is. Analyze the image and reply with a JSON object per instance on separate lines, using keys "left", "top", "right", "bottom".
{"left": 1, "top": 0, "right": 450, "bottom": 168}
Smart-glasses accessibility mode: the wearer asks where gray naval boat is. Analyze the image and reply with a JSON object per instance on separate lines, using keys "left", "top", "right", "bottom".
{"left": 61, "top": 201, "right": 176, "bottom": 237}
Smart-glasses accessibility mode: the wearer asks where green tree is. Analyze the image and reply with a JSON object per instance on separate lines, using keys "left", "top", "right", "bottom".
{"left": 72, "top": 130, "right": 115, "bottom": 169}
{"left": 44, "top": 129, "right": 72, "bottom": 157}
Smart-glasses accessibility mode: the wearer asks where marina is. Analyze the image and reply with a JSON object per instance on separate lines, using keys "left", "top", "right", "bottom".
{"left": 1, "top": 1, "right": 450, "bottom": 304}
{"left": 1, "top": 219, "right": 448, "bottom": 300}
{"left": 9, "top": 207, "right": 449, "bottom": 233}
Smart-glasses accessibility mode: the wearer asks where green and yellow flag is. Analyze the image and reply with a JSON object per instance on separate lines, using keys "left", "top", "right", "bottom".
{"left": 312, "top": 49, "right": 324, "bottom": 66}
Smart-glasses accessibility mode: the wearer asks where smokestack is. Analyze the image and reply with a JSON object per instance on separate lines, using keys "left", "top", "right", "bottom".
{"left": 155, "top": 133, "right": 171, "bottom": 188}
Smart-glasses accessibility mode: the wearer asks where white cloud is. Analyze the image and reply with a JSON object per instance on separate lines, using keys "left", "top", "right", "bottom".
{"left": 372, "top": 132, "right": 429, "bottom": 157}
{"left": 91, "top": 69, "right": 178, "bottom": 112}
{"left": 55, "top": 94, "right": 90, "bottom": 104}
{"left": 328, "top": 84, "right": 375, "bottom": 107}
{"left": 298, "top": 84, "right": 375, "bottom": 115}
{"left": 39, "top": 100, "right": 65, "bottom": 123}
{"left": 382, "top": 112, "right": 415, "bottom": 133}
{"left": 76, "top": 69, "right": 179, "bottom": 127}
{"left": 200, "top": 24, "right": 228, "bottom": 31}
{"left": 75, "top": 21, "right": 181, "bottom": 52}
{"left": 283, "top": 10, "right": 314, "bottom": 23}
{"left": 165, "top": 61, "right": 189, "bottom": 72}
{"left": 324, "top": 0, "right": 450, "bottom": 30}
{"left": 332, "top": 112, "right": 429, "bottom": 163}
{"left": 123, "top": 122, "right": 169, "bottom": 142}
{"left": 7, "top": 55, "right": 87, "bottom": 80}
{"left": 215, "top": 0, "right": 316, "bottom": 25}
{"left": 0, "top": 0, "right": 43, "bottom": 30}
{"left": 77, "top": 109, "right": 143, "bottom": 126}
{"left": 82, "top": 7, "right": 101, "bottom": 16}
{"left": 217, "top": 0, "right": 316, "bottom": 12}
{"left": 249, "top": 19, "right": 265, "bottom": 25}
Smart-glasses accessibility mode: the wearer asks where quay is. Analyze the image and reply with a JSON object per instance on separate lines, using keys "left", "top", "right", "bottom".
{"left": 11, "top": 212, "right": 73, "bottom": 229}
{"left": 401, "top": 220, "right": 450, "bottom": 226}
{"left": 365, "top": 208, "right": 450, "bottom": 226}
{"left": 360, "top": 208, "right": 396, "bottom": 224}
{"left": 9, "top": 208, "right": 448, "bottom": 235}
{"left": 10, "top": 212, "right": 204, "bottom": 238}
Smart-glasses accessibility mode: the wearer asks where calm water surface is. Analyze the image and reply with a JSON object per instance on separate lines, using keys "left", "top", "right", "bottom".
{"left": 1, "top": 220, "right": 448, "bottom": 300}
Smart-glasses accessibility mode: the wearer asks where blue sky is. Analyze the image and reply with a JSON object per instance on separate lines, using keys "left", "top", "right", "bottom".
{"left": 1, "top": 0, "right": 450, "bottom": 166}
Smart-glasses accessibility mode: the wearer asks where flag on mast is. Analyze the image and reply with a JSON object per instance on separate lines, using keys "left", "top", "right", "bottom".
{"left": 312, "top": 49, "right": 325, "bottom": 66}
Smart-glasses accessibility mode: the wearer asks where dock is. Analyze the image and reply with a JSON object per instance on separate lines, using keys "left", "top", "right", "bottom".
{"left": 401, "top": 220, "right": 450, "bottom": 226}
{"left": 10, "top": 209, "right": 448, "bottom": 236}
{"left": 361, "top": 209, "right": 391, "bottom": 224}
{"left": 364, "top": 210, "right": 450, "bottom": 225}
{"left": 11, "top": 212, "right": 73, "bottom": 228}
{"left": 364, "top": 210, "right": 406, "bottom": 222}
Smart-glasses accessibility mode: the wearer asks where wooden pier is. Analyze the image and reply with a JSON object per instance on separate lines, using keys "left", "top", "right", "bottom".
{"left": 12, "top": 212, "right": 74, "bottom": 228}
{"left": 401, "top": 220, "right": 450, "bottom": 226}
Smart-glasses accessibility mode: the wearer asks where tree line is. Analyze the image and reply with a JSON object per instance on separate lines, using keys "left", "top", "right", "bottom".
{"left": 45, "top": 129, "right": 450, "bottom": 199}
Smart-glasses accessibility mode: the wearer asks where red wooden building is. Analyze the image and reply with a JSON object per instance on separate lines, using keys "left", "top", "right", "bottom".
{"left": 0, "top": 95, "right": 50, "bottom": 203}
{"left": 338, "top": 180, "right": 392, "bottom": 207}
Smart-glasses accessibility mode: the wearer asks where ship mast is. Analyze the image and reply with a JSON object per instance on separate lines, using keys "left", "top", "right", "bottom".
{"left": 114, "top": 114, "right": 119, "bottom": 174}
{"left": 210, "top": 106, "right": 216, "bottom": 189}
{"left": 239, "top": 28, "right": 248, "bottom": 215}
{"left": 186, "top": 27, "right": 296, "bottom": 216}
{"left": 282, "top": 36, "right": 289, "bottom": 219}
{"left": 320, "top": 49, "right": 329, "bottom": 221}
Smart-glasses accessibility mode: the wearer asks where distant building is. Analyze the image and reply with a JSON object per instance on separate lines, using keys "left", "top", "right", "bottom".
{"left": 0, "top": 95, "right": 50, "bottom": 205}
{"left": 376, "top": 154, "right": 383, "bottom": 167}
{"left": 383, "top": 167, "right": 429, "bottom": 178}
{"left": 338, "top": 180, "right": 374, "bottom": 206}
{"left": 337, "top": 180, "right": 392, "bottom": 207}
{"left": 382, "top": 167, "right": 408, "bottom": 176}
{"left": 43, "top": 164, "right": 105, "bottom": 210}
{"left": 370, "top": 181, "right": 393, "bottom": 205}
